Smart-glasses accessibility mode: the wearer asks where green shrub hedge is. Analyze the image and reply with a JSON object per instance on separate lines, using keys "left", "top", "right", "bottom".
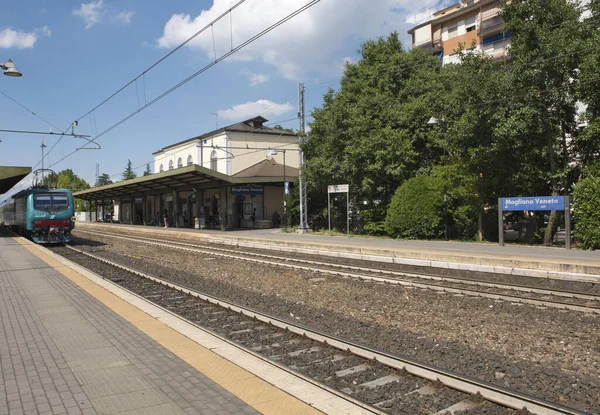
{"left": 385, "top": 175, "right": 444, "bottom": 239}
{"left": 573, "top": 175, "right": 600, "bottom": 250}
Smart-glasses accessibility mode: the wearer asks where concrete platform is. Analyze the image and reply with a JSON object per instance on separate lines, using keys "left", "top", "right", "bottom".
{"left": 0, "top": 231, "right": 370, "bottom": 415}
{"left": 74, "top": 222, "right": 600, "bottom": 281}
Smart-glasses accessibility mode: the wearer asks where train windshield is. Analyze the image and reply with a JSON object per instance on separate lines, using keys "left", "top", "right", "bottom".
{"left": 33, "top": 193, "right": 70, "bottom": 212}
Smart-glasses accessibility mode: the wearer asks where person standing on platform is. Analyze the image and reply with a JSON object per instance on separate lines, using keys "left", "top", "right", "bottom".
{"left": 164, "top": 209, "right": 169, "bottom": 228}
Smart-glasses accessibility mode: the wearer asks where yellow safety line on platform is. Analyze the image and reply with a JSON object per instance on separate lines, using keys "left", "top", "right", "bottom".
{"left": 15, "top": 238, "right": 323, "bottom": 415}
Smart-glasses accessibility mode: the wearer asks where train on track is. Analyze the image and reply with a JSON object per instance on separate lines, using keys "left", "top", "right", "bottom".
{"left": 0, "top": 187, "right": 75, "bottom": 244}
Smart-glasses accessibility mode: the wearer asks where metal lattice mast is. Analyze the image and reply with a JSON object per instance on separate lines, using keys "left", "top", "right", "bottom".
{"left": 298, "top": 83, "right": 308, "bottom": 230}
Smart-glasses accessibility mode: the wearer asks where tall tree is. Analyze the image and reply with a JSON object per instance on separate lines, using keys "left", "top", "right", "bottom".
{"left": 303, "top": 32, "right": 443, "bottom": 233}
{"left": 501, "top": 0, "right": 586, "bottom": 244}
{"left": 95, "top": 173, "right": 112, "bottom": 187}
{"left": 576, "top": 0, "right": 600, "bottom": 167}
{"left": 122, "top": 160, "right": 137, "bottom": 181}
{"left": 143, "top": 163, "right": 152, "bottom": 176}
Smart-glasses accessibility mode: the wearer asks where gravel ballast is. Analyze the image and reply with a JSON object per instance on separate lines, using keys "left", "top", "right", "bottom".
{"left": 68, "top": 233, "right": 600, "bottom": 414}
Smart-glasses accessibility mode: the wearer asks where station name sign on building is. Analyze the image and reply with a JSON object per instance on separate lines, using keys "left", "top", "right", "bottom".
{"left": 502, "top": 196, "right": 565, "bottom": 211}
{"left": 230, "top": 186, "right": 264, "bottom": 195}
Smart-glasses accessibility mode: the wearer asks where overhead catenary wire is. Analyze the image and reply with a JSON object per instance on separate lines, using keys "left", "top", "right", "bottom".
{"left": 47, "top": 0, "right": 321, "bottom": 170}
{"left": 44, "top": 1, "right": 320, "bottom": 173}
{"left": 40, "top": 0, "right": 249, "bottom": 168}
{"left": 0, "top": 90, "right": 64, "bottom": 133}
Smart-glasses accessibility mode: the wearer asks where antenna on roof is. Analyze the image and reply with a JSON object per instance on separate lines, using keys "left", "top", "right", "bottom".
{"left": 209, "top": 113, "right": 218, "bottom": 130}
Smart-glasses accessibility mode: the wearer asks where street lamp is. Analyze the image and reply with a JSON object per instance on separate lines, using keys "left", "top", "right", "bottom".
{"left": 427, "top": 116, "right": 449, "bottom": 241}
{"left": 1, "top": 59, "right": 22, "bottom": 77}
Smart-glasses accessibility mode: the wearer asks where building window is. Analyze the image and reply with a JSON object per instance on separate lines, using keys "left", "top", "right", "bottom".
{"left": 187, "top": 155, "right": 193, "bottom": 166}
{"left": 177, "top": 157, "right": 182, "bottom": 168}
{"left": 465, "top": 16, "right": 477, "bottom": 32}
{"left": 210, "top": 150, "right": 217, "bottom": 170}
{"left": 168, "top": 160, "right": 174, "bottom": 170}
{"left": 447, "top": 23, "right": 458, "bottom": 39}
{"left": 159, "top": 164, "right": 164, "bottom": 172}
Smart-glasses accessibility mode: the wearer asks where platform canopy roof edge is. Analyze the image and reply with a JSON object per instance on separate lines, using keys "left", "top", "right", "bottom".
{"left": 0, "top": 166, "right": 32, "bottom": 195}
{"left": 73, "top": 164, "right": 295, "bottom": 201}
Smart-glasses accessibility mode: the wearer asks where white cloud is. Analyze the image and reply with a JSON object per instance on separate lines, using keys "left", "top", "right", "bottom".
{"left": 217, "top": 99, "right": 294, "bottom": 121}
{"left": 73, "top": 0, "right": 134, "bottom": 29}
{"left": 73, "top": 0, "right": 104, "bottom": 29}
{"left": 114, "top": 10, "right": 134, "bottom": 24}
{"left": 157, "top": 0, "right": 429, "bottom": 80}
{"left": 240, "top": 68, "right": 270, "bottom": 86}
{"left": 0, "top": 26, "right": 51, "bottom": 49}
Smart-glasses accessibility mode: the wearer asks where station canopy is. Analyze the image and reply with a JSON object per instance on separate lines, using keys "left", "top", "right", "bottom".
{"left": 73, "top": 163, "right": 296, "bottom": 201}
{"left": 0, "top": 166, "right": 31, "bottom": 194}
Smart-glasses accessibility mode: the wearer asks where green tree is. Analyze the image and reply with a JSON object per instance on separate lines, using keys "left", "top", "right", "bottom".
{"left": 122, "top": 159, "right": 137, "bottom": 181}
{"left": 501, "top": 0, "right": 587, "bottom": 244}
{"left": 95, "top": 173, "right": 112, "bottom": 187}
{"left": 303, "top": 32, "right": 443, "bottom": 233}
{"left": 143, "top": 163, "right": 152, "bottom": 176}
{"left": 272, "top": 124, "right": 295, "bottom": 133}
{"left": 576, "top": 0, "right": 600, "bottom": 167}
{"left": 53, "top": 169, "right": 90, "bottom": 211}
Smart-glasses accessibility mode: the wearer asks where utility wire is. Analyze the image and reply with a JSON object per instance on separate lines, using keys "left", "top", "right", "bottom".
{"left": 42, "top": 0, "right": 249, "bottom": 169}
{"left": 0, "top": 90, "right": 64, "bottom": 132}
{"left": 48, "top": 0, "right": 321, "bottom": 170}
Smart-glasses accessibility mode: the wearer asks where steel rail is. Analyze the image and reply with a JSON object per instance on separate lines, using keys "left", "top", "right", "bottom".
{"left": 59, "top": 246, "right": 384, "bottom": 415}
{"left": 74, "top": 230, "right": 600, "bottom": 314}
{"left": 75, "top": 229, "right": 598, "bottom": 300}
{"left": 63, "top": 245, "right": 589, "bottom": 415}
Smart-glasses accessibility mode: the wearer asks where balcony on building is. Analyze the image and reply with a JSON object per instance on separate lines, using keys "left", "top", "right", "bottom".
{"left": 482, "top": 33, "right": 511, "bottom": 61}
{"left": 479, "top": 6, "right": 504, "bottom": 37}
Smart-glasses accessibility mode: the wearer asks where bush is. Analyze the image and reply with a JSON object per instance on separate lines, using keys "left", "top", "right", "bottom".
{"left": 385, "top": 175, "right": 444, "bottom": 239}
{"left": 573, "top": 175, "right": 600, "bottom": 250}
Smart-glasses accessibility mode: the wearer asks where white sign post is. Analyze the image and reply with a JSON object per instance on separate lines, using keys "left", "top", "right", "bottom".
{"left": 327, "top": 184, "right": 350, "bottom": 236}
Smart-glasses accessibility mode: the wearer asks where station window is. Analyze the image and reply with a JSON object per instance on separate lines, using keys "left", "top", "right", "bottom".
{"left": 210, "top": 150, "right": 218, "bottom": 170}
{"left": 177, "top": 157, "right": 183, "bottom": 168}
{"left": 168, "top": 160, "right": 174, "bottom": 170}
{"left": 159, "top": 164, "right": 164, "bottom": 172}
{"left": 187, "top": 155, "right": 193, "bottom": 166}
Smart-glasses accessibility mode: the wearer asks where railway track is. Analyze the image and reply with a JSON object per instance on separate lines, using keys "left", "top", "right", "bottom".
{"left": 74, "top": 230, "right": 600, "bottom": 314}
{"left": 53, "top": 245, "right": 589, "bottom": 415}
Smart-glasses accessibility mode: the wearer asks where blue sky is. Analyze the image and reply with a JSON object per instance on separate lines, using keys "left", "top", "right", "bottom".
{"left": 0, "top": 0, "right": 436, "bottom": 191}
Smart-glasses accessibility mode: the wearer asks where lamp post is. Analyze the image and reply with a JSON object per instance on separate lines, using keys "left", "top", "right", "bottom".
{"left": 428, "top": 116, "right": 449, "bottom": 242}
{"left": 1, "top": 59, "right": 23, "bottom": 77}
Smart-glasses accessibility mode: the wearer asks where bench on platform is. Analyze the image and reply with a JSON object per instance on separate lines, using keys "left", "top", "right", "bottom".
{"left": 255, "top": 219, "right": 272, "bottom": 229}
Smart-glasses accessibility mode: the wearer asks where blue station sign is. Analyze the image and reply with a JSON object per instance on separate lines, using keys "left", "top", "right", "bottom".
{"left": 230, "top": 186, "right": 264, "bottom": 195}
{"left": 502, "top": 196, "right": 565, "bottom": 211}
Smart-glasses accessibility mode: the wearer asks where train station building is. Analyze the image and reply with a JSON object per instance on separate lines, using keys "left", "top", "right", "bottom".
{"left": 74, "top": 116, "right": 299, "bottom": 230}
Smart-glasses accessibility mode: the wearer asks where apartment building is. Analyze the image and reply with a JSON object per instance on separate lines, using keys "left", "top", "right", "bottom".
{"left": 408, "top": 0, "right": 510, "bottom": 65}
